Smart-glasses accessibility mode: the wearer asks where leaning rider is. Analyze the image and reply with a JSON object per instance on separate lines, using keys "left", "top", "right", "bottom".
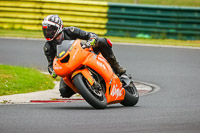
{"left": 42, "top": 15, "right": 126, "bottom": 98}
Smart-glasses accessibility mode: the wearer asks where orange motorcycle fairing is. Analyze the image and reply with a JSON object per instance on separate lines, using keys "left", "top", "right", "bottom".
{"left": 105, "top": 74, "right": 125, "bottom": 104}
{"left": 80, "top": 51, "right": 125, "bottom": 104}
{"left": 53, "top": 39, "right": 125, "bottom": 106}
{"left": 53, "top": 40, "right": 90, "bottom": 77}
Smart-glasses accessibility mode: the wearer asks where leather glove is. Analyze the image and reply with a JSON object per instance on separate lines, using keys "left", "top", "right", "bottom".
{"left": 51, "top": 70, "right": 57, "bottom": 79}
{"left": 82, "top": 38, "right": 96, "bottom": 49}
{"left": 88, "top": 38, "right": 96, "bottom": 46}
{"left": 48, "top": 66, "right": 57, "bottom": 78}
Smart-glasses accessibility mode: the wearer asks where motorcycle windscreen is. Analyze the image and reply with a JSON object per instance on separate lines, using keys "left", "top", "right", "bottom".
{"left": 56, "top": 40, "right": 75, "bottom": 58}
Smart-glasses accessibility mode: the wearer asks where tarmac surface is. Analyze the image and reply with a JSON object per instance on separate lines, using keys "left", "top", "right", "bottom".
{"left": 0, "top": 38, "right": 200, "bottom": 133}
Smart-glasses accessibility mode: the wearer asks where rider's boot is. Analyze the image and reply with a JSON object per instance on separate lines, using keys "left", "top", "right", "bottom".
{"left": 106, "top": 53, "right": 126, "bottom": 75}
{"left": 95, "top": 38, "right": 126, "bottom": 76}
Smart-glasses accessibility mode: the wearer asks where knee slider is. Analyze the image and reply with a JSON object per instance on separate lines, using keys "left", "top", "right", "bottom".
{"left": 97, "top": 37, "right": 113, "bottom": 48}
{"left": 106, "top": 38, "right": 113, "bottom": 48}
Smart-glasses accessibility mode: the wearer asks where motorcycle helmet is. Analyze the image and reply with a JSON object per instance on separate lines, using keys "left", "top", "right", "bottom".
{"left": 42, "top": 15, "right": 63, "bottom": 41}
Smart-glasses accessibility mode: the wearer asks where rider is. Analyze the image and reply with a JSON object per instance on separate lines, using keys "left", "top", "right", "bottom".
{"left": 42, "top": 15, "right": 126, "bottom": 98}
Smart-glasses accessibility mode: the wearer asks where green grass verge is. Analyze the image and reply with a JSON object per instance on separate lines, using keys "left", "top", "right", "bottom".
{"left": 80, "top": 0, "right": 200, "bottom": 7}
{"left": 0, "top": 29, "right": 43, "bottom": 39}
{"left": 0, "top": 64, "right": 55, "bottom": 96}
{"left": 106, "top": 36, "right": 200, "bottom": 47}
{"left": 1, "top": 29, "right": 200, "bottom": 47}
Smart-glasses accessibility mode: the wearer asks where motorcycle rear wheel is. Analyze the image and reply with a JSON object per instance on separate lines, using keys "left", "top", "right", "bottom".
{"left": 121, "top": 81, "right": 139, "bottom": 106}
{"left": 73, "top": 74, "right": 107, "bottom": 109}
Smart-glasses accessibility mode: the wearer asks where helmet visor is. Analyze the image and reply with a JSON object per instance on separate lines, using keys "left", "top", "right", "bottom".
{"left": 42, "top": 25, "right": 58, "bottom": 40}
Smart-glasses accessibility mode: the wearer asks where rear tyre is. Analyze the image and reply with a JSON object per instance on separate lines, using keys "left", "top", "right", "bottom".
{"left": 73, "top": 74, "right": 107, "bottom": 109}
{"left": 121, "top": 81, "right": 139, "bottom": 106}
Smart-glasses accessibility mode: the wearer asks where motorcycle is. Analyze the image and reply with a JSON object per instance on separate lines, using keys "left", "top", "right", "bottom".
{"left": 53, "top": 39, "right": 139, "bottom": 109}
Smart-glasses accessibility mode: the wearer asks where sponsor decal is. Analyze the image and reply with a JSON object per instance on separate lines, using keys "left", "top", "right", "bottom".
{"left": 93, "top": 55, "right": 97, "bottom": 59}
{"left": 54, "top": 66, "right": 62, "bottom": 70}
{"left": 88, "top": 78, "right": 93, "bottom": 85}
{"left": 97, "top": 61, "right": 106, "bottom": 70}
{"left": 69, "top": 46, "right": 73, "bottom": 52}
{"left": 72, "top": 48, "right": 79, "bottom": 60}
{"left": 72, "top": 72, "right": 78, "bottom": 78}
{"left": 109, "top": 79, "right": 112, "bottom": 84}
{"left": 59, "top": 51, "right": 65, "bottom": 57}
{"left": 97, "top": 56, "right": 107, "bottom": 63}
{"left": 110, "top": 84, "right": 122, "bottom": 99}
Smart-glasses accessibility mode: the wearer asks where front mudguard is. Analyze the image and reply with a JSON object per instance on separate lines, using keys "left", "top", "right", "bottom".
{"left": 71, "top": 68, "right": 95, "bottom": 86}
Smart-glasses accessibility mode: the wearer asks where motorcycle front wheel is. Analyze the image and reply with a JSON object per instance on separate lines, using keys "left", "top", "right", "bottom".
{"left": 73, "top": 74, "right": 107, "bottom": 109}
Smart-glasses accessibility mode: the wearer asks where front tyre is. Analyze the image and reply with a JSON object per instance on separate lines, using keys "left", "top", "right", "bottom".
{"left": 121, "top": 81, "right": 139, "bottom": 106}
{"left": 73, "top": 74, "right": 107, "bottom": 109}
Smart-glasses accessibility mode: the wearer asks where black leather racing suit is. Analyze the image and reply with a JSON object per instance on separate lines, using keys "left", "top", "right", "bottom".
{"left": 43, "top": 26, "right": 114, "bottom": 98}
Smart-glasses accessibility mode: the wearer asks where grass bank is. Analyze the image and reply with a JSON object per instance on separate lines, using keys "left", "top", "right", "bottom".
{"left": 0, "top": 64, "right": 54, "bottom": 96}
{"left": 1, "top": 29, "right": 200, "bottom": 47}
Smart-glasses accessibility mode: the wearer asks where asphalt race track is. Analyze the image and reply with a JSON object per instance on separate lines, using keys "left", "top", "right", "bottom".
{"left": 0, "top": 38, "right": 200, "bottom": 133}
